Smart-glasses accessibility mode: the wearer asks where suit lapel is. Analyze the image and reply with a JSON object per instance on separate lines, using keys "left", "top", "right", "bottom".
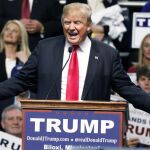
{"left": 81, "top": 40, "right": 101, "bottom": 99}
{"left": 55, "top": 38, "right": 65, "bottom": 98}
{"left": 0, "top": 52, "right": 8, "bottom": 81}
{"left": 30, "top": 0, "right": 40, "bottom": 16}
{"left": 51, "top": 37, "right": 102, "bottom": 100}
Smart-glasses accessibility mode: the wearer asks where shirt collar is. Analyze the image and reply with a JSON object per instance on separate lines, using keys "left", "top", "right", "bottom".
{"left": 65, "top": 36, "right": 91, "bottom": 52}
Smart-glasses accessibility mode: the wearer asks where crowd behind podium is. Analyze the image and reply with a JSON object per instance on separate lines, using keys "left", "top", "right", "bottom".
{"left": 0, "top": 0, "right": 150, "bottom": 149}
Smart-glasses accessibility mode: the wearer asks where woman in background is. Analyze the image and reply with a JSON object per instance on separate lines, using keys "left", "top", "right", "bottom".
{"left": 0, "top": 20, "right": 30, "bottom": 130}
{"left": 128, "top": 34, "right": 150, "bottom": 73}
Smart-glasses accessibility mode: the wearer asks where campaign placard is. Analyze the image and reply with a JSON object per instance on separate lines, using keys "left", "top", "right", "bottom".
{"left": 0, "top": 131, "right": 21, "bottom": 150}
{"left": 132, "top": 13, "right": 150, "bottom": 48}
{"left": 127, "top": 104, "right": 150, "bottom": 145}
{"left": 22, "top": 110, "right": 123, "bottom": 150}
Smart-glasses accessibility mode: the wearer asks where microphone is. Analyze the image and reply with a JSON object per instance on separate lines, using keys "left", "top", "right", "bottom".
{"left": 45, "top": 47, "right": 73, "bottom": 99}
{"left": 62, "top": 47, "right": 73, "bottom": 71}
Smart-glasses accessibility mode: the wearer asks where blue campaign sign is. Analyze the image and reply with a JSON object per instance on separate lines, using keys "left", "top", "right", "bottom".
{"left": 23, "top": 110, "right": 122, "bottom": 150}
{"left": 132, "top": 13, "right": 150, "bottom": 48}
{"left": 136, "top": 17, "right": 150, "bottom": 27}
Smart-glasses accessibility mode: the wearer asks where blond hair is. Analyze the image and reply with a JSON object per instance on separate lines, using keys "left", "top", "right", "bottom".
{"left": 0, "top": 20, "right": 31, "bottom": 56}
{"left": 138, "top": 34, "right": 150, "bottom": 66}
{"left": 61, "top": 2, "right": 92, "bottom": 24}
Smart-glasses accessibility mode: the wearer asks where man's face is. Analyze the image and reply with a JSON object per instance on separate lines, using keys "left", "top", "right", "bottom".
{"left": 1, "top": 109, "right": 22, "bottom": 137}
{"left": 62, "top": 11, "right": 90, "bottom": 45}
{"left": 137, "top": 76, "right": 150, "bottom": 93}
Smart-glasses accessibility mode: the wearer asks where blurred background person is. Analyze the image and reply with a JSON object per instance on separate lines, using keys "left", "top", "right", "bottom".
{"left": 0, "top": 0, "right": 63, "bottom": 51}
{"left": 128, "top": 34, "right": 150, "bottom": 73}
{"left": 90, "top": 23, "right": 116, "bottom": 49}
{"left": 127, "top": 65, "right": 150, "bottom": 148}
{"left": 111, "top": 65, "right": 150, "bottom": 148}
{"left": 0, "top": 20, "right": 30, "bottom": 130}
{"left": 136, "top": 65, "right": 150, "bottom": 94}
{"left": 1, "top": 105, "right": 22, "bottom": 138}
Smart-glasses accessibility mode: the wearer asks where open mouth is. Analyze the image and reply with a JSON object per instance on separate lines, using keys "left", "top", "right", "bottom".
{"left": 69, "top": 32, "right": 78, "bottom": 36}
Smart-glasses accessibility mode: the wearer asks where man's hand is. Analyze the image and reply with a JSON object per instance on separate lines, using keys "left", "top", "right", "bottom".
{"left": 21, "top": 19, "right": 43, "bottom": 34}
{"left": 126, "top": 138, "right": 140, "bottom": 148}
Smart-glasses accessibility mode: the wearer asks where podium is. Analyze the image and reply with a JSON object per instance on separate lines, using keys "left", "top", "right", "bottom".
{"left": 20, "top": 100, "right": 128, "bottom": 150}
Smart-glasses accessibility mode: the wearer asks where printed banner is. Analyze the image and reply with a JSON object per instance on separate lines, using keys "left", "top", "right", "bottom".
{"left": 0, "top": 131, "right": 21, "bottom": 150}
{"left": 127, "top": 104, "right": 150, "bottom": 145}
{"left": 132, "top": 13, "right": 150, "bottom": 48}
{"left": 23, "top": 110, "right": 123, "bottom": 150}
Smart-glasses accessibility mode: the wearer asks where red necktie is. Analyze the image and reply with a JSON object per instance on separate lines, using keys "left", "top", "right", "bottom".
{"left": 66, "top": 45, "right": 79, "bottom": 101}
{"left": 21, "top": 0, "right": 30, "bottom": 18}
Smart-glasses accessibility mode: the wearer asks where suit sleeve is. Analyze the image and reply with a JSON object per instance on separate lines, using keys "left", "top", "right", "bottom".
{"left": 0, "top": 48, "right": 39, "bottom": 100}
{"left": 111, "top": 51, "right": 150, "bottom": 113}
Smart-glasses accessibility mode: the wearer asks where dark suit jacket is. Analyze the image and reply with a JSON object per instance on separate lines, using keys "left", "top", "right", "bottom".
{"left": 0, "top": 52, "right": 8, "bottom": 82}
{"left": 0, "top": 36, "right": 150, "bottom": 113}
{"left": 0, "top": 51, "right": 22, "bottom": 130}
{"left": 0, "top": 52, "right": 13, "bottom": 122}
{"left": 0, "top": 0, "right": 63, "bottom": 51}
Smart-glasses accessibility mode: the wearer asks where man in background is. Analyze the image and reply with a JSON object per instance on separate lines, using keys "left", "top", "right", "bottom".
{"left": 136, "top": 65, "right": 150, "bottom": 94}
{"left": 127, "top": 65, "right": 150, "bottom": 148}
{"left": 0, "top": 0, "right": 63, "bottom": 51}
{"left": 1, "top": 105, "right": 22, "bottom": 138}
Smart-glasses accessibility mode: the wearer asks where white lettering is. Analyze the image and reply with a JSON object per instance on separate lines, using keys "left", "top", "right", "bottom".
{"left": 148, "top": 19, "right": 150, "bottom": 27}
{"left": 101, "top": 120, "right": 114, "bottom": 134}
{"left": 137, "top": 18, "right": 146, "bottom": 26}
{"left": 30, "top": 118, "right": 45, "bottom": 132}
{"left": 63, "top": 119, "right": 78, "bottom": 133}
{"left": 47, "top": 119, "right": 61, "bottom": 132}
{"left": 30, "top": 118, "right": 114, "bottom": 134}
{"left": 80, "top": 120, "right": 98, "bottom": 133}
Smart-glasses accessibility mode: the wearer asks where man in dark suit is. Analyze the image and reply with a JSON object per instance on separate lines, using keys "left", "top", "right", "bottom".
{"left": 0, "top": 0, "right": 63, "bottom": 51}
{"left": 0, "top": 3, "right": 150, "bottom": 114}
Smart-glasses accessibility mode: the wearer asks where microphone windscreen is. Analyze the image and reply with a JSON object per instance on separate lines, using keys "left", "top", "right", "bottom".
{"left": 68, "top": 47, "right": 73, "bottom": 53}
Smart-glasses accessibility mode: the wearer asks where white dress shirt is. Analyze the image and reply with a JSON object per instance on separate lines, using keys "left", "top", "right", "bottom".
{"left": 29, "top": 0, "right": 34, "bottom": 11}
{"left": 61, "top": 37, "right": 91, "bottom": 101}
{"left": 5, "top": 58, "right": 16, "bottom": 78}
